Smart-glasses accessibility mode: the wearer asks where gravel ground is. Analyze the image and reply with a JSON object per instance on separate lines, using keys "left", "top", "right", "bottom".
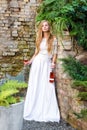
{"left": 22, "top": 118, "right": 76, "bottom": 130}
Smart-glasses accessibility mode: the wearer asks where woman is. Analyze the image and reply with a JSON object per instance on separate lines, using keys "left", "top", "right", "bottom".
{"left": 23, "top": 20, "right": 60, "bottom": 122}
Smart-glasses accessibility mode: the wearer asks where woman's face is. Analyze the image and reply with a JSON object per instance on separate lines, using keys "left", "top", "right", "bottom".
{"left": 42, "top": 21, "right": 50, "bottom": 32}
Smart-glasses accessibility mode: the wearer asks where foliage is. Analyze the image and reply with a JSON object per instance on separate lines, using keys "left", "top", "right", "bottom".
{"left": 74, "top": 109, "right": 87, "bottom": 119}
{"left": 60, "top": 56, "right": 87, "bottom": 81}
{"left": 72, "top": 80, "right": 87, "bottom": 88}
{"left": 72, "top": 80, "right": 87, "bottom": 100}
{"left": 36, "top": 0, "right": 87, "bottom": 49}
{"left": 0, "top": 80, "right": 27, "bottom": 91}
{"left": 78, "top": 92, "right": 87, "bottom": 101}
{"left": 72, "top": 80, "right": 87, "bottom": 90}
{"left": 0, "top": 80, "right": 27, "bottom": 106}
{"left": 36, "top": 0, "right": 66, "bottom": 22}
{"left": 61, "top": 56, "right": 87, "bottom": 101}
{"left": 0, "top": 89, "right": 18, "bottom": 106}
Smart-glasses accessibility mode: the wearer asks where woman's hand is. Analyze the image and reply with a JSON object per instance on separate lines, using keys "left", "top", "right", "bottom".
{"left": 24, "top": 60, "right": 31, "bottom": 65}
{"left": 51, "top": 62, "right": 56, "bottom": 69}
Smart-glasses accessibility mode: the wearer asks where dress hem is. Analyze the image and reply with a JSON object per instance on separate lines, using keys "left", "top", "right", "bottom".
{"left": 23, "top": 117, "right": 60, "bottom": 123}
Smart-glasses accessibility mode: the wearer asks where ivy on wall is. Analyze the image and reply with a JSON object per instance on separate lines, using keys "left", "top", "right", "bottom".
{"left": 61, "top": 56, "right": 87, "bottom": 119}
{"left": 61, "top": 56, "right": 87, "bottom": 81}
{"left": 36, "top": 0, "right": 87, "bottom": 50}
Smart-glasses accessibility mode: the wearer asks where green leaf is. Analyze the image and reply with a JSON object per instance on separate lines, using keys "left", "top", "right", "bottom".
{"left": 43, "top": 0, "right": 55, "bottom": 5}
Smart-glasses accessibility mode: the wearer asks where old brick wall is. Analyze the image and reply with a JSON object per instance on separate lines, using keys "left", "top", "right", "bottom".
{"left": 0, "top": 0, "right": 39, "bottom": 77}
{"left": 0, "top": 0, "right": 39, "bottom": 57}
{"left": 57, "top": 31, "right": 87, "bottom": 130}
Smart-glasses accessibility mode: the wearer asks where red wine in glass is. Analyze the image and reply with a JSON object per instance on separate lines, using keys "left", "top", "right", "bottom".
{"left": 24, "top": 59, "right": 28, "bottom": 62}
{"left": 23, "top": 59, "right": 28, "bottom": 64}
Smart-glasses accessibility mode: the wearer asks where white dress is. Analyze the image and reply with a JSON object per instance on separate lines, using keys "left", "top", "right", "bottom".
{"left": 23, "top": 38, "right": 60, "bottom": 122}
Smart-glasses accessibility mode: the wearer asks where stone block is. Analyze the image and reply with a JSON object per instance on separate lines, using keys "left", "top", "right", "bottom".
{"left": 30, "top": 0, "right": 36, "bottom": 3}
{"left": 23, "top": 38, "right": 30, "bottom": 42}
{"left": 24, "top": 0, "right": 29, "bottom": 3}
{"left": 10, "top": 49, "right": 19, "bottom": 52}
{"left": 12, "top": 33, "right": 18, "bottom": 37}
{"left": 18, "top": 41, "right": 26, "bottom": 45}
{"left": 0, "top": 10, "right": 5, "bottom": 13}
{"left": 12, "top": 30, "right": 18, "bottom": 37}
{"left": 23, "top": 49, "right": 29, "bottom": 52}
{"left": 81, "top": 120, "right": 87, "bottom": 130}
{"left": 19, "top": 18, "right": 25, "bottom": 21}
{"left": 3, "top": 52, "right": 15, "bottom": 56}
{"left": 10, "top": 0, "right": 19, "bottom": 8}
{"left": 67, "top": 113, "right": 82, "bottom": 130}
{"left": 0, "top": 24, "right": 4, "bottom": 27}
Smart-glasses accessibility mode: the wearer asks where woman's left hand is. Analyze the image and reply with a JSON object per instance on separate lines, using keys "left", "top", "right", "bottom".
{"left": 51, "top": 62, "right": 56, "bottom": 69}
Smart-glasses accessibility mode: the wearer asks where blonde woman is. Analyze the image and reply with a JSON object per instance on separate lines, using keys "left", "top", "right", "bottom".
{"left": 23, "top": 20, "right": 60, "bottom": 122}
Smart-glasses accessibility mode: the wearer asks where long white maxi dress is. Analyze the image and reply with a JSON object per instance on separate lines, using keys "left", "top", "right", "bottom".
{"left": 23, "top": 38, "right": 60, "bottom": 122}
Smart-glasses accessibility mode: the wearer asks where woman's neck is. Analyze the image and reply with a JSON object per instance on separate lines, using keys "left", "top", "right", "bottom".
{"left": 43, "top": 32, "right": 50, "bottom": 39}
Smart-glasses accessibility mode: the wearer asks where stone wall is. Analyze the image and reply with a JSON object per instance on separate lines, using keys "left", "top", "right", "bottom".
{"left": 57, "top": 31, "right": 87, "bottom": 130}
{"left": 0, "top": 0, "right": 39, "bottom": 57}
{"left": 0, "top": 0, "right": 39, "bottom": 78}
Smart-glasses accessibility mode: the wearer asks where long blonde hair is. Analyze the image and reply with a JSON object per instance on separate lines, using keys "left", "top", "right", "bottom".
{"left": 36, "top": 20, "right": 54, "bottom": 54}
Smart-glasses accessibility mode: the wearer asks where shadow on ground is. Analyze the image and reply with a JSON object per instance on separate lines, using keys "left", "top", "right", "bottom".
{"left": 22, "top": 118, "right": 76, "bottom": 130}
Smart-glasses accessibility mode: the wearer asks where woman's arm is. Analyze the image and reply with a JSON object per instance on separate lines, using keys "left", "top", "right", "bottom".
{"left": 51, "top": 37, "right": 58, "bottom": 68}
{"left": 24, "top": 48, "right": 37, "bottom": 65}
{"left": 29, "top": 48, "right": 37, "bottom": 64}
{"left": 51, "top": 54, "right": 57, "bottom": 68}
{"left": 52, "top": 54, "right": 57, "bottom": 64}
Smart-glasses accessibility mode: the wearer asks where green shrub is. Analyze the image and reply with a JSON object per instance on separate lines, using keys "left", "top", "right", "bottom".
{"left": 60, "top": 56, "right": 87, "bottom": 81}
{"left": 0, "top": 80, "right": 27, "bottom": 106}
{"left": 78, "top": 92, "right": 87, "bottom": 101}
{"left": 74, "top": 109, "right": 87, "bottom": 119}
{"left": 72, "top": 80, "right": 87, "bottom": 87}
{"left": 72, "top": 80, "right": 87, "bottom": 91}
